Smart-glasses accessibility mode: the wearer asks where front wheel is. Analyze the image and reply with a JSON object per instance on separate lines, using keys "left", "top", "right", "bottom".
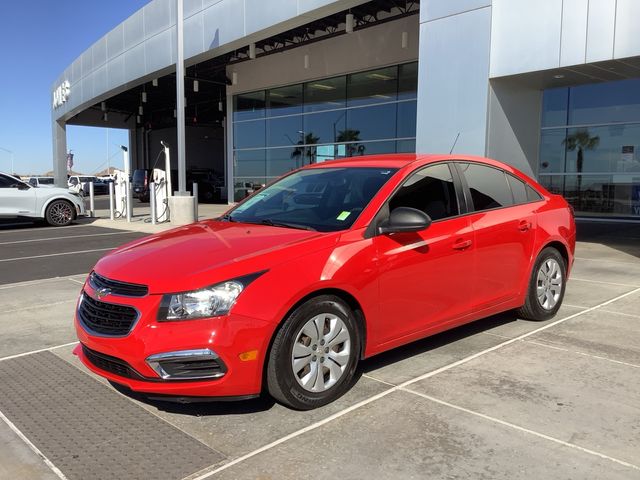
{"left": 517, "top": 247, "right": 567, "bottom": 321}
{"left": 45, "top": 200, "right": 75, "bottom": 227}
{"left": 267, "top": 295, "right": 360, "bottom": 410}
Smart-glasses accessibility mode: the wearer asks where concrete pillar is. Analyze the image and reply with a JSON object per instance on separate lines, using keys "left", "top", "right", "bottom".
{"left": 169, "top": 195, "right": 196, "bottom": 225}
{"left": 52, "top": 120, "right": 67, "bottom": 188}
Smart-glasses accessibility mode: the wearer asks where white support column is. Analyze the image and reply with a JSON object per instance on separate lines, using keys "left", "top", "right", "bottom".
{"left": 226, "top": 93, "right": 234, "bottom": 204}
{"left": 52, "top": 120, "right": 67, "bottom": 188}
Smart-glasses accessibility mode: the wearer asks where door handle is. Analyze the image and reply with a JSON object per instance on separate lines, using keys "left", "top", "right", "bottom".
{"left": 452, "top": 239, "right": 472, "bottom": 250}
{"left": 518, "top": 220, "right": 532, "bottom": 232}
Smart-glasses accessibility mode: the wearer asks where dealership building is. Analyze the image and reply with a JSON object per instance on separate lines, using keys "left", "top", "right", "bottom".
{"left": 51, "top": 0, "right": 640, "bottom": 219}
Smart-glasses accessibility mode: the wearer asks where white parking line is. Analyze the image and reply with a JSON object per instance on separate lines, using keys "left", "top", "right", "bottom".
{"left": 2, "top": 299, "right": 76, "bottom": 315}
{"left": 575, "top": 256, "right": 640, "bottom": 265}
{"left": 0, "top": 409, "right": 68, "bottom": 480}
{"left": 191, "top": 286, "right": 640, "bottom": 479}
{"left": 570, "top": 277, "right": 640, "bottom": 288}
{"left": 0, "top": 248, "right": 114, "bottom": 263}
{"left": 0, "top": 342, "right": 79, "bottom": 363}
{"left": 401, "top": 388, "right": 640, "bottom": 472}
{"left": 0, "top": 231, "right": 132, "bottom": 245}
{"left": 67, "top": 277, "right": 85, "bottom": 286}
{"left": 523, "top": 340, "right": 640, "bottom": 369}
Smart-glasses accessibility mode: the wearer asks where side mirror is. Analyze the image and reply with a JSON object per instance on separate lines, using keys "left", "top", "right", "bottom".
{"left": 378, "top": 207, "right": 432, "bottom": 235}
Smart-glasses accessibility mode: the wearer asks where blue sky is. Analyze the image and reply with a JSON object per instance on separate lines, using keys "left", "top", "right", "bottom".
{"left": 0, "top": 1, "right": 150, "bottom": 175}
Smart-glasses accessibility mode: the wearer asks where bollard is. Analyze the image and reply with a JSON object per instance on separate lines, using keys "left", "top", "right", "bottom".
{"left": 149, "top": 182, "right": 157, "bottom": 225}
{"left": 192, "top": 182, "right": 199, "bottom": 220}
{"left": 89, "top": 181, "right": 95, "bottom": 217}
{"left": 126, "top": 178, "right": 132, "bottom": 223}
{"left": 109, "top": 181, "right": 115, "bottom": 220}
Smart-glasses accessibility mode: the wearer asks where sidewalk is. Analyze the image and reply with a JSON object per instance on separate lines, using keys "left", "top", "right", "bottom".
{"left": 80, "top": 203, "right": 231, "bottom": 234}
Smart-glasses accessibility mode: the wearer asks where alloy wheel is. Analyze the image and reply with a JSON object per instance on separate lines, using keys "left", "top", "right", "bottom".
{"left": 536, "top": 258, "right": 562, "bottom": 310}
{"left": 291, "top": 313, "right": 351, "bottom": 392}
{"left": 49, "top": 201, "right": 73, "bottom": 226}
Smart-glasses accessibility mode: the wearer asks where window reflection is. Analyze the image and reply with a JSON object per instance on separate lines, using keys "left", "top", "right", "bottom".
{"left": 267, "top": 84, "right": 303, "bottom": 117}
{"left": 234, "top": 91, "right": 265, "bottom": 121}
{"left": 266, "top": 115, "right": 303, "bottom": 147}
{"left": 233, "top": 62, "right": 418, "bottom": 202}
{"left": 347, "top": 103, "right": 397, "bottom": 141}
{"left": 303, "top": 110, "right": 346, "bottom": 144}
{"left": 304, "top": 77, "right": 346, "bottom": 112}
{"left": 347, "top": 66, "right": 398, "bottom": 107}
{"left": 234, "top": 120, "right": 265, "bottom": 149}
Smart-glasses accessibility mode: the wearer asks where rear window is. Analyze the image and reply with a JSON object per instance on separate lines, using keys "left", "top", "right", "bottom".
{"left": 459, "top": 163, "right": 514, "bottom": 211}
{"left": 132, "top": 170, "right": 146, "bottom": 182}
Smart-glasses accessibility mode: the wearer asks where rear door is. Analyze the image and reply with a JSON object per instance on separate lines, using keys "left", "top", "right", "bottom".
{"left": 374, "top": 163, "right": 474, "bottom": 344}
{"left": 455, "top": 162, "right": 536, "bottom": 311}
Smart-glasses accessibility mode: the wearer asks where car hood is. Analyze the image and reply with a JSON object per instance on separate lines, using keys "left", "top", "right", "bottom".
{"left": 93, "top": 220, "right": 336, "bottom": 294}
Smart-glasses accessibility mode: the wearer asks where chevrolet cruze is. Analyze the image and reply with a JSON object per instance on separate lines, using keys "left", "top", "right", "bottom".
{"left": 74, "top": 154, "right": 575, "bottom": 410}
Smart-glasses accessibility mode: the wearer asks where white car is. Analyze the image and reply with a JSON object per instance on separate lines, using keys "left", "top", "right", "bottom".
{"left": 68, "top": 175, "right": 98, "bottom": 194}
{"left": 0, "top": 172, "right": 86, "bottom": 226}
{"left": 27, "top": 176, "right": 56, "bottom": 188}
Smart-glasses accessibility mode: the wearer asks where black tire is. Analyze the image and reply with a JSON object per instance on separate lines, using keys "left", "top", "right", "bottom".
{"left": 267, "top": 295, "right": 360, "bottom": 410}
{"left": 517, "top": 247, "right": 567, "bottom": 321}
{"left": 45, "top": 199, "right": 75, "bottom": 227}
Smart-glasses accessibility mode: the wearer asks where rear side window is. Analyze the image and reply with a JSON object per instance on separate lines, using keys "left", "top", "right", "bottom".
{"left": 389, "top": 163, "right": 459, "bottom": 220}
{"left": 527, "top": 185, "right": 543, "bottom": 202}
{"left": 459, "top": 163, "right": 513, "bottom": 211}
{"left": 507, "top": 174, "right": 528, "bottom": 204}
{"left": 0, "top": 174, "right": 14, "bottom": 188}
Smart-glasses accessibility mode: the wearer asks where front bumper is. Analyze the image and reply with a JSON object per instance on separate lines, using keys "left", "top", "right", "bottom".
{"left": 74, "top": 282, "right": 276, "bottom": 398}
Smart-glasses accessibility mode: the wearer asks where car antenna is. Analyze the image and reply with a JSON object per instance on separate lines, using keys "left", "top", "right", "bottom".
{"left": 449, "top": 132, "right": 460, "bottom": 154}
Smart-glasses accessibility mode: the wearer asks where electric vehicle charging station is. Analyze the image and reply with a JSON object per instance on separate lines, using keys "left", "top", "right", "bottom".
{"left": 113, "top": 169, "right": 127, "bottom": 219}
{"left": 151, "top": 168, "right": 169, "bottom": 223}
{"left": 110, "top": 146, "right": 133, "bottom": 221}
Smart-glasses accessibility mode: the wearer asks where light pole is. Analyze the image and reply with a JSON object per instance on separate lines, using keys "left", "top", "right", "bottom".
{"left": 0, "top": 146, "right": 14, "bottom": 174}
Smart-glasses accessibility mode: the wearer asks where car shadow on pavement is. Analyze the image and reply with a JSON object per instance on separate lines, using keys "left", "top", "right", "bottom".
{"left": 109, "top": 381, "right": 277, "bottom": 415}
{"left": 361, "top": 310, "right": 518, "bottom": 374}
{"left": 576, "top": 220, "right": 640, "bottom": 259}
{"left": 109, "top": 312, "right": 520, "bottom": 416}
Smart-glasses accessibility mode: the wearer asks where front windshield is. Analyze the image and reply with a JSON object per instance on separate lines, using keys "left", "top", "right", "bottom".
{"left": 227, "top": 167, "right": 397, "bottom": 232}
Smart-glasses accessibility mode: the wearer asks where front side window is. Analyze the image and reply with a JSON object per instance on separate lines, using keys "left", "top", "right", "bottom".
{"left": 389, "top": 163, "right": 459, "bottom": 221}
{"left": 39, "top": 178, "right": 54, "bottom": 185}
{"left": 459, "top": 163, "right": 514, "bottom": 212}
{"left": 0, "top": 174, "right": 15, "bottom": 188}
{"left": 228, "top": 167, "right": 397, "bottom": 232}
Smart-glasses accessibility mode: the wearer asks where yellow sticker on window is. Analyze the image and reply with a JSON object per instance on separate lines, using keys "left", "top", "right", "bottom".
{"left": 336, "top": 211, "right": 351, "bottom": 221}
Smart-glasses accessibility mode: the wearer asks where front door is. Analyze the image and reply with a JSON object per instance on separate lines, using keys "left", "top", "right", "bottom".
{"left": 374, "top": 163, "right": 474, "bottom": 346}
{"left": 0, "top": 174, "right": 36, "bottom": 216}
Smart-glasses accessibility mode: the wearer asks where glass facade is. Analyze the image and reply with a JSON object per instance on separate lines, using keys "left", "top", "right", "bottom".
{"left": 232, "top": 62, "right": 418, "bottom": 200}
{"left": 539, "top": 78, "right": 640, "bottom": 218}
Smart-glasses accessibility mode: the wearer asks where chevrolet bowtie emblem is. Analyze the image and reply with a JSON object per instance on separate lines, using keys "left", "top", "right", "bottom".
{"left": 96, "top": 287, "right": 112, "bottom": 299}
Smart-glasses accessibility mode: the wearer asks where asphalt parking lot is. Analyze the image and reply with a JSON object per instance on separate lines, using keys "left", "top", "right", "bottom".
{"left": 0, "top": 220, "right": 639, "bottom": 480}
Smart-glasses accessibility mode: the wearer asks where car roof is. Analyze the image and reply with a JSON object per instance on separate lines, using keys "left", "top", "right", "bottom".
{"left": 304, "top": 153, "right": 517, "bottom": 172}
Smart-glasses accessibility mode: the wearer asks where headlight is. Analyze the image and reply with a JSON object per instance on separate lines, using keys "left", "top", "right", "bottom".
{"left": 157, "top": 272, "right": 266, "bottom": 321}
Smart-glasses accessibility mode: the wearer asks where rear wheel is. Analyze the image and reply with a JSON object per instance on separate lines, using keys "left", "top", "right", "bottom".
{"left": 267, "top": 295, "right": 360, "bottom": 410}
{"left": 45, "top": 199, "right": 75, "bottom": 227}
{"left": 517, "top": 247, "right": 566, "bottom": 321}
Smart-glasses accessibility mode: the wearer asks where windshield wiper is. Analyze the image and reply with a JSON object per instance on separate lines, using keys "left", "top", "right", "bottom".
{"left": 220, "top": 213, "right": 236, "bottom": 222}
{"left": 260, "top": 219, "right": 316, "bottom": 231}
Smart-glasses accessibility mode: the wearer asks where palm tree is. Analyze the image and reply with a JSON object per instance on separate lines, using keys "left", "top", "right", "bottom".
{"left": 291, "top": 132, "right": 320, "bottom": 166}
{"left": 336, "top": 129, "right": 365, "bottom": 157}
{"left": 563, "top": 129, "right": 600, "bottom": 208}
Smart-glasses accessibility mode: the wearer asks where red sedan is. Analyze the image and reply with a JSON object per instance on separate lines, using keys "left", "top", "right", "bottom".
{"left": 74, "top": 154, "right": 575, "bottom": 410}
